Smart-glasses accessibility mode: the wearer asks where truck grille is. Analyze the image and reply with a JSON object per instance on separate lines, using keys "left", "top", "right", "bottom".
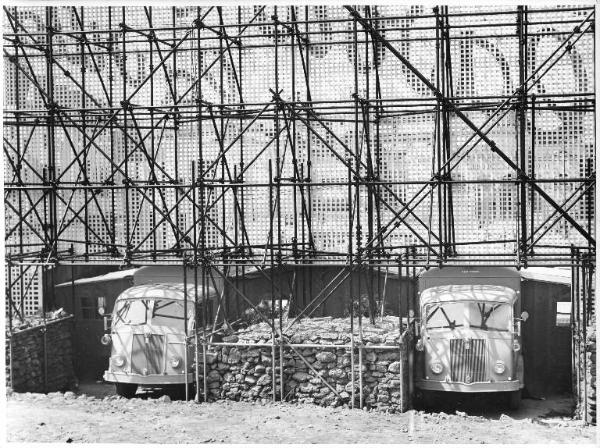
{"left": 131, "top": 334, "right": 165, "bottom": 375}
{"left": 449, "top": 339, "right": 488, "bottom": 383}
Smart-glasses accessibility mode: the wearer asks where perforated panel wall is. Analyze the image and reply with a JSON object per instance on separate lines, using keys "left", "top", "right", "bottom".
{"left": 3, "top": 5, "right": 595, "bottom": 271}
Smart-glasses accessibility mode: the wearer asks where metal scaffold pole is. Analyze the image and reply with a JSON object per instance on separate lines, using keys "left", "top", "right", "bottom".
{"left": 1, "top": 5, "right": 595, "bottom": 416}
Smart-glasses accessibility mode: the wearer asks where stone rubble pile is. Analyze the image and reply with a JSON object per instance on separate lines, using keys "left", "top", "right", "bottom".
{"left": 204, "top": 317, "right": 409, "bottom": 412}
{"left": 6, "top": 314, "right": 77, "bottom": 393}
{"left": 10, "top": 308, "right": 70, "bottom": 331}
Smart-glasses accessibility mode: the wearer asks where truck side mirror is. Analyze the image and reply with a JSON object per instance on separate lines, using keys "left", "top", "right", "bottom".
{"left": 415, "top": 338, "right": 424, "bottom": 351}
{"left": 520, "top": 311, "right": 529, "bottom": 322}
{"left": 97, "top": 296, "right": 106, "bottom": 316}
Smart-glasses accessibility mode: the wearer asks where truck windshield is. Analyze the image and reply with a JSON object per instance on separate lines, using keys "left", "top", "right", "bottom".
{"left": 113, "top": 299, "right": 193, "bottom": 328}
{"left": 425, "top": 301, "right": 511, "bottom": 331}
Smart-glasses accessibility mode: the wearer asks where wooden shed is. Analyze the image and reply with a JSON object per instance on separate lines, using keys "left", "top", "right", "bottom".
{"left": 54, "top": 268, "right": 138, "bottom": 380}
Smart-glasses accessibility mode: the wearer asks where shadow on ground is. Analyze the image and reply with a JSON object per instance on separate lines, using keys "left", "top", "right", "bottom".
{"left": 8, "top": 382, "right": 591, "bottom": 444}
{"left": 416, "top": 390, "right": 575, "bottom": 421}
{"left": 79, "top": 381, "right": 193, "bottom": 401}
{"left": 81, "top": 381, "right": 575, "bottom": 422}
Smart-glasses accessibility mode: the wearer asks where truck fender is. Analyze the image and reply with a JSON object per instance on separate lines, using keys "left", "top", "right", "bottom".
{"left": 516, "top": 353, "right": 525, "bottom": 386}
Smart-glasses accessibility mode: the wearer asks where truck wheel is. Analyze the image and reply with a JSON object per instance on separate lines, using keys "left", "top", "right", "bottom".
{"left": 115, "top": 383, "right": 137, "bottom": 398}
{"left": 508, "top": 390, "right": 521, "bottom": 410}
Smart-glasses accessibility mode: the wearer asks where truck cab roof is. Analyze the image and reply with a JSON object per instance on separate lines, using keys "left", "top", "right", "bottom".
{"left": 116, "top": 282, "right": 217, "bottom": 302}
{"left": 420, "top": 284, "right": 518, "bottom": 306}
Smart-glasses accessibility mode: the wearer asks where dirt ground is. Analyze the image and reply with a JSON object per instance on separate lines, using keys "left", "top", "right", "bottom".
{"left": 5, "top": 382, "right": 597, "bottom": 444}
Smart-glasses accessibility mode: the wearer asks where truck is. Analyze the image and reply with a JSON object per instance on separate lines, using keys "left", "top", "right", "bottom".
{"left": 100, "top": 267, "right": 218, "bottom": 398}
{"left": 414, "top": 266, "right": 528, "bottom": 409}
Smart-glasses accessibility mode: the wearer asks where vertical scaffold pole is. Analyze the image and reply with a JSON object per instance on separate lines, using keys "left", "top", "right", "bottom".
{"left": 121, "top": 6, "right": 131, "bottom": 265}
{"left": 183, "top": 256, "right": 189, "bottom": 401}
{"left": 570, "top": 246, "right": 576, "bottom": 403}
{"left": 274, "top": 5, "right": 283, "bottom": 403}
{"left": 517, "top": 5, "right": 529, "bottom": 264}
{"left": 581, "top": 254, "right": 587, "bottom": 421}
{"left": 407, "top": 248, "right": 414, "bottom": 406}
{"left": 269, "top": 159, "right": 276, "bottom": 402}
{"left": 8, "top": 264, "right": 14, "bottom": 390}
{"left": 348, "top": 159, "right": 355, "bottom": 409}
{"left": 192, "top": 161, "right": 200, "bottom": 402}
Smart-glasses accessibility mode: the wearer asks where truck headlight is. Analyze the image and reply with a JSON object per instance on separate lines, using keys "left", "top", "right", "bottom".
{"left": 170, "top": 356, "right": 182, "bottom": 368}
{"left": 113, "top": 355, "right": 126, "bottom": 368}
{"left": 494, "top": 360, "right": 506, "bottom": 374}
{"left": 430, "top": 361, "right": 443, "bottom": 375}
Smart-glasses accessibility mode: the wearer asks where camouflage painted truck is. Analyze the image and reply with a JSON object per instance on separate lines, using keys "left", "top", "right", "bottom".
{"left": 100, "top": 267, "right": 217, "bottom": 398}
{"left": 414, "top": 266, "right": 528, "bottom": 409}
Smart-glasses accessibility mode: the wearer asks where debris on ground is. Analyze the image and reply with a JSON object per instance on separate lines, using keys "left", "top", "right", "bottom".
{"left": 5, "top": 384, "right": 595, "bottom": 444}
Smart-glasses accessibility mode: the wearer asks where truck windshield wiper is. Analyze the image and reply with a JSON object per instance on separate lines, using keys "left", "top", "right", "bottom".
{"left": 427, "top": 324, "right": 464, "bottom": 330}
{"left": 153, "top": 300, "right": 176, "bottom": 313}
{"left": 470, "top": 325, "right": 506, "bottom": 331}
{"left": 152, "top": 313, "right": 185, "bottom": 320}
{"left": 152, "top": 300, "right": 186, "bottom": 321}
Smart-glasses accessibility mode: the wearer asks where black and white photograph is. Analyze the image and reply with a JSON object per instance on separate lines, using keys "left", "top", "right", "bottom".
{"left": 1, "top": 1, "right": 597, "bottom": 445}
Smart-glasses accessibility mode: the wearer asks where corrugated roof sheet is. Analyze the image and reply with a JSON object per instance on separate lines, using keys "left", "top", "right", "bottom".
{"left": 519, "top": 267, "right": 571, "bottom": 285}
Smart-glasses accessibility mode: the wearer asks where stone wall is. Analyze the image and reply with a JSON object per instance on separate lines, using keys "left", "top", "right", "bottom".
{"left": 6, "top": 314, "right": 77, "bottom": 393}
{"left": 203, "top": 317, "right": 409, "bottom": 412}
{"left": 574, "top": 320, "right": 596, "bottom": 425}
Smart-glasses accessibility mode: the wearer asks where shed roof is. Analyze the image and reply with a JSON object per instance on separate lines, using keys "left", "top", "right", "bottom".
{"left": 117, "top": 283, "right": 217, "bottom": 302}
{"left": 54, "top": 268, "right": 139, "bottom": 288}
{"left": 133, "top": 265, "right": 227, "bottom": 287}
{"left": 519, "top": 267, "right": 571, "bottom": 285}
{"left": 376, "top": 265, "right": 572, "bottom": 287}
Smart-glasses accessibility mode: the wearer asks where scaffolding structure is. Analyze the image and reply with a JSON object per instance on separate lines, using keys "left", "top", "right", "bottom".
{"left": 3, "top": 4, "right": 596, "bottom": 415}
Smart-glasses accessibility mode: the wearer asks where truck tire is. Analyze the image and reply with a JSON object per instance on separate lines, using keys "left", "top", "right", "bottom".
{"left": 508, "top": 390, "right": 521, "bottom": 410}
{"left": 115, "top": 383, "right": 138, "bottom": 398}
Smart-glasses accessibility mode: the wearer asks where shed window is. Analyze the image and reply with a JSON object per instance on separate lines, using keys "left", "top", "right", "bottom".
{"left": 81, "top": 297, "right": 99, "bottom": 320}
{"left": 556, "top": 301, "right": 571, "bottom": 327}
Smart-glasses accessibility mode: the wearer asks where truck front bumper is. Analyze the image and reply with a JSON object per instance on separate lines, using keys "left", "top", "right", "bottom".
{"left": 416, "top": 379, "right": 522, "bottom": 393}
{"left": 104, "top": 371, "right": 194, "bottom": 385}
